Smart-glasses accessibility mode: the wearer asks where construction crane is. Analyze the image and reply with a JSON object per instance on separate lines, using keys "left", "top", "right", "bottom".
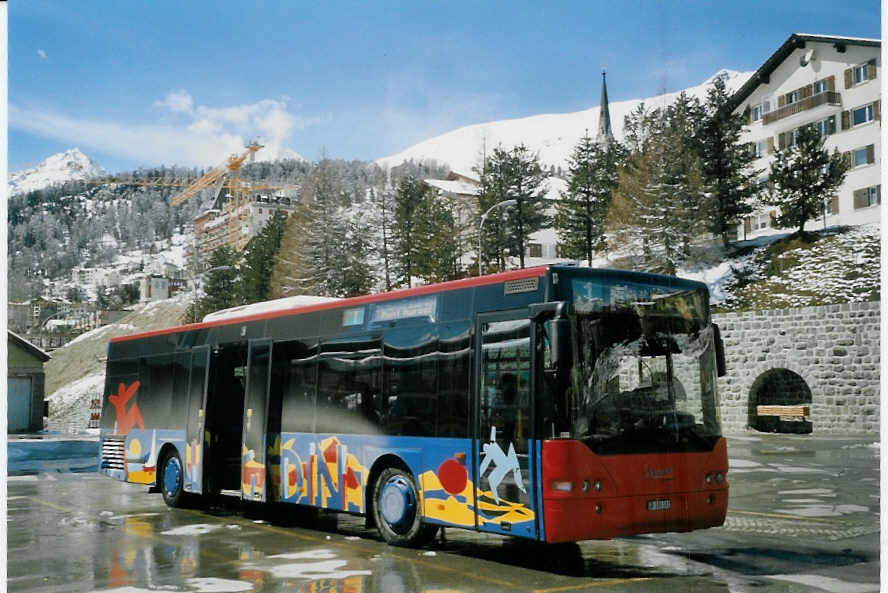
{"left": 87, "top": 141, "right": 298, "bottom": 253}
{"left": 170, "top": 140, "right": 263, "bottom": 207}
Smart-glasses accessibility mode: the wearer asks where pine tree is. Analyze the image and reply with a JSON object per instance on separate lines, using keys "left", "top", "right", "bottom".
{"left": 392, "top": 175, "right": 428, "bottom": 288}
{"left": 295, "top": 157, "right": 352, "bottom": 296}
{"left": 699, "top": 75, "right": 761, "bottom": 246}
{"left": 478, "top": 145, "right": 548, "bottom": 270}
{"left": 369, "top": 186, "right": 396, "bottom": 291}
{"left": 240, "top": 210, "right": 288, "bottom": 304}
{"left": 555, "top": 132, "right": 625, "bottom": 263}
{"left": 193, "top": 246, "right": 241, "bottom": 319}
{"left": 418, "top": 195, "right": 468, "bottom": 283}
{"left": 611, "top": 99, "right": 703, "bottom": 275}
{"left": 766, "top": 124, "right": 849, "bottom": 234}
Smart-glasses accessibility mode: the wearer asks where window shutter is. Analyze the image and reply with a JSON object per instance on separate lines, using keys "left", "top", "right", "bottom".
{"left": 868, "top": 58, "right": 877, "bottom": 80}
{"left": 747, "top": 106, "right": 752, "bottom": 124}
{"left": 778, "top": 133, "right": 786, "bottom": 150}
{"left": 878, "top": 185, "right": 882, "bottom": 204}
{"left": 769, "top": 211, "right": 777, "bottom": 226}
{"left": 744, "top": 217, "right": 751, "bottom": 234}
{"left": 844, "top": 68, "right": 853, "bottom": 88}
{"left": 827, "top": 75, "right": 836, "bottom": 91}
{"left": 841, "top": 110, "right": 850, "bottom": 130}
{"left": 804, "top": 84, "right": 813, "bottom": 98}
{"left": 843, "top": 151, "right": 852, "bottom": 166}
{"left": 829, "top": 115, "right": 836, "bottom": 135}
{"left": 830, "top": 196, "right": 839, "bottom": 215}
{"left": 778, "top": 94, "right": 786, "bottom": 108}
{"left": 874, "top": 100, "right": 880, "bottom": 121}
{"left": 853, "top": 188, "right": 867, "bottom": 209}
{"left": 866, "top": 144, "right": 875, "bottom": 164}
{"left": 767, "top": 137, "right": 774, "bottom": 153}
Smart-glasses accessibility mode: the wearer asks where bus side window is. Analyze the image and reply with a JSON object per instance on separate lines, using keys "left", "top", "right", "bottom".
{"left": 279, "top": 341, "right": 317, "bottom": 434}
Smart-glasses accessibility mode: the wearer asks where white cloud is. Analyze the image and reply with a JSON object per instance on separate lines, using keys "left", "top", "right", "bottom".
{"left": 37, "top": 49, "right": 47, "bottom": 59}
{"left": 12, "top": 92, "right": 317, "bottom": 167}
{"left": 154, "top": 90, "right": 194, "bottom": 114}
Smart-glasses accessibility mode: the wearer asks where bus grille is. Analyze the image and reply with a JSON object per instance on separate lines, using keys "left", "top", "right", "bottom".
{"left": 504, "top": 277, "right": 539, "bottom": 295}
{"left": 101, "top": 436, "right": 126, "bottom": 470}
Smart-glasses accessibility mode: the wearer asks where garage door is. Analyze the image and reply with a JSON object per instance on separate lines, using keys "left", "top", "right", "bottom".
{"left": 8, "top": 377, "right": 33, "bottom": 432}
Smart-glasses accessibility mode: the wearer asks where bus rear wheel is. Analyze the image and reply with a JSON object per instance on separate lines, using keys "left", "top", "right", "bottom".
{"left": 160, "top": 450, "right": 187, "bottom": 508}
{"left": 372, "top": 467, "right": 438, "bottom": 547}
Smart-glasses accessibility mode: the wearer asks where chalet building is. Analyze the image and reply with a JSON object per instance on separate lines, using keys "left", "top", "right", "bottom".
{"left": 729, "top": 33, "right": 881, "bottom": 240}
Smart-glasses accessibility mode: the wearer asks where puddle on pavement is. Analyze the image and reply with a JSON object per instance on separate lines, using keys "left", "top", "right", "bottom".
{"left": 671, "top": 547, "right": 871, "bottom": 576}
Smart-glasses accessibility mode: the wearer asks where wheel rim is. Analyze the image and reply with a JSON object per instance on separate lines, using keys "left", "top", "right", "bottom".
{"left": 379, "top": 475, "right": 415, "bottom": 533}
{"left": 163, "top": 455, "right": 182, "bottom": 499}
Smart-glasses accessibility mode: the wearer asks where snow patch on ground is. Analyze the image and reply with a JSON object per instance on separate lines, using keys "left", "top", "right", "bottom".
{"left": 161, "top": 524, "right": 223, "bottom": 536}
{"left": 766, "top": 574, "right": 878, "bottom": 592}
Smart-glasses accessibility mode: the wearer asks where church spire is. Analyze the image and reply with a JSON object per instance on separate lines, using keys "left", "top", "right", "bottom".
{"left": 596, "top": 67, "right": 614, "bottom": 147}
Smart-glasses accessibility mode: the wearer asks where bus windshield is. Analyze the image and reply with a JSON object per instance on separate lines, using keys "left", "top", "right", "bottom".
{"left": 567, "top": 281, "right": 721, "bottom": 455}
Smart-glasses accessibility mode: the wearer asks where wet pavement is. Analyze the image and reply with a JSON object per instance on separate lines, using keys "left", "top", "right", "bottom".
{"left": 6, "top": 434, "right": 880, "bottom": 593}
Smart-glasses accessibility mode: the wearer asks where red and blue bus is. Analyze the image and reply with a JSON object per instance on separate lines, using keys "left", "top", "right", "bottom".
{"left": 99, "top": 265, "right": 728, "bottom": 546}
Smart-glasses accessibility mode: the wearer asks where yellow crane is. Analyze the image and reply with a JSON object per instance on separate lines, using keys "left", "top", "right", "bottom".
{"left": 87, "top": 141, "right": 299, "bottom": 253}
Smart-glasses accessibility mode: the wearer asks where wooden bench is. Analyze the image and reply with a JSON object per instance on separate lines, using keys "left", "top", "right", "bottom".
{"left": 756, "top": 405, "right": 810, "bottom": 420}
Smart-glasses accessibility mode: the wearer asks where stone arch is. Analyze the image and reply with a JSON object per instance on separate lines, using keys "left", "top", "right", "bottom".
{"left": 747, "top": 367, "right": 813, "bottom": 434}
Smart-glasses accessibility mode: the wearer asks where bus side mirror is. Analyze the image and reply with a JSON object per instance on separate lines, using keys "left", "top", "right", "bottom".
{"left": 549, "top": 318, "right": 571, "bottom": 368}
{"left": 712, "top": 323, "right": 727, "bottom": 377}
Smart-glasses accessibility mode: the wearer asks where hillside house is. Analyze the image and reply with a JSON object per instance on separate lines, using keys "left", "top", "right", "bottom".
{"left": 729, "top": 33, "right": 881, "bottom": 240}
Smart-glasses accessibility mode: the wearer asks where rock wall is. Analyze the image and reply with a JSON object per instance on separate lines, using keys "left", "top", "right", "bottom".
{"left": 713, "top": 301, "right": 880, "bottom": 434}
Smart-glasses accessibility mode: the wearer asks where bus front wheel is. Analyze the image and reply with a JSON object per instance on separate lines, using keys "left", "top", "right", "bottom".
{"left": 372, "top": 467, "right": 438, "bottom": 547}
{"left": 160, "top": 450, "right": 187, "bottom": 508}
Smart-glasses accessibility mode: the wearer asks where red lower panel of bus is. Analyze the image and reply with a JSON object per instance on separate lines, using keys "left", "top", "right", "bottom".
{"left": 541, "top": 438, "right": 729, "bottom": 542}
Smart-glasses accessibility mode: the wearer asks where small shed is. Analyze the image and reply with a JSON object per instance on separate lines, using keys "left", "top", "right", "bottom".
{"left": 8, "top": 330, "right": 51, "bottom": 433}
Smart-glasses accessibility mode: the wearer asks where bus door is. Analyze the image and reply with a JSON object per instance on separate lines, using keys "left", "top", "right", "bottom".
{"left": 473, "top": 310, "right": 538, "bottom": 539}
{"left": 242, "top": 339, "right": 272, "bottom": 501}
{"left": 184, "top": 346, "right": 209, "bottom": 494}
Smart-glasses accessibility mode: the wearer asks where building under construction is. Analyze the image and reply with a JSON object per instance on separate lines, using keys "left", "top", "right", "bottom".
{"left": 193, "top": 189, "right": 297, "bottom": 259}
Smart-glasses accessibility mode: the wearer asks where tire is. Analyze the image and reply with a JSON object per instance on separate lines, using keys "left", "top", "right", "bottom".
{"left": 160, "top": 450, "right": 187, "bottom": 508}
{"left": 372, "top": 467, "right": 438, "bottom": 547}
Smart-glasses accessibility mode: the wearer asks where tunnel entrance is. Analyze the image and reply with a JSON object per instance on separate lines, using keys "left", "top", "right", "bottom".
{"left": 748, "top": 369, "right": 813, "bottom": 434}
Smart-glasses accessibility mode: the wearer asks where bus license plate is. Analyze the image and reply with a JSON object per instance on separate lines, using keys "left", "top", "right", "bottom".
{"left": 647, "top": 499, "right": 671, "bottom": 512}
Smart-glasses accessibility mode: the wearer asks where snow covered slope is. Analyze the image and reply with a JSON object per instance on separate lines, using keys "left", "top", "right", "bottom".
{"left": 378, "top": 70, "right": 753, "bottom": 174}
{"left": 9, "top": 148, "right": 104, "bottom": 196}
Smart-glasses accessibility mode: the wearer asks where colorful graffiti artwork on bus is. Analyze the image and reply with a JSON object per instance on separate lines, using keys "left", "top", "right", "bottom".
{"left": 185, "top": 438, "right": 202, "bottom": 487}
{"left": 280, "top": 436, "right": 366, "bottom": 512}
{"left": 109, "top": 381, "right": 144, "bottom": 435}
{"left": 242, "top": 444, "right": 266, "bottom": 498}
{"left": 125, "top": 431, "right": 159, "bottom": 485}
{"left": 420, "top": 444, "right": 534, "bottom": 530}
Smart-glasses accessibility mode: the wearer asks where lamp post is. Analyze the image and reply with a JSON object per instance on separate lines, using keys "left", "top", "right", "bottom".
{"left": 190, "top": 265, "right": 233, "bottom": 323}
{"left": 478, "top": 199, "right": 517, "bottom": 276}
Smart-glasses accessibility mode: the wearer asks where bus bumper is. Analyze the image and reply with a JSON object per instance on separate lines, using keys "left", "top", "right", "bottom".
{"left": 543, "top": 488, "right": 728, "bottom": 542}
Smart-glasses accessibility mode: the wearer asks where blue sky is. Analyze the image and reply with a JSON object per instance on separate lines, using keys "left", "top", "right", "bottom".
{"left": 9, "top": 1, "right": 880, "bottom": 173}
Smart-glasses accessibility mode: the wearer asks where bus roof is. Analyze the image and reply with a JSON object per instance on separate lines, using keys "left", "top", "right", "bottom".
{"left": 109, "top": 265, "right": 709, "bottom": 344}
{"left": 110, "top": 266, "right": 549, "bottom": 344}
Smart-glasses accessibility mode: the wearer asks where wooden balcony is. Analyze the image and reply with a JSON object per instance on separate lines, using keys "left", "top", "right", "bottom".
{"left": 762, "top": 91, "right": 841, "bottom": 125}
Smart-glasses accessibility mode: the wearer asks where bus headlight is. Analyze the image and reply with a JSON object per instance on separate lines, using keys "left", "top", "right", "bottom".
{"left": 593, "top": 479, "right": 602, "bottom": 492}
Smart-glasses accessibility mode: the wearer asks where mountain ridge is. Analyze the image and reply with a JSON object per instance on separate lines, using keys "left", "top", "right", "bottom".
{"left": 376, "top": 69, "right": 754, "bottom": 174}
{"left": 9, "top": 148, "right": 105, "bottom": 196}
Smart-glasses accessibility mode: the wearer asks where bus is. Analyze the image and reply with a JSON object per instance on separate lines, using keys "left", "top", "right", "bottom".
{"left": 99, "top": 265, "right": 728, "bottom": 546}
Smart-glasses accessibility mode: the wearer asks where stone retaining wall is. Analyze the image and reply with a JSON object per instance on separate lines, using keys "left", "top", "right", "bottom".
{"left": 713, "top": 301, "right": 880, "bottom": 434}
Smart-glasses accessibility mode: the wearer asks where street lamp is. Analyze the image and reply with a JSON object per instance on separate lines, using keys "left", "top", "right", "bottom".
{"left": 190, "top": 265, "right": 233, "bottom": 323}
{"left": 478, "top": 199, "right": 517, "bottom": 276}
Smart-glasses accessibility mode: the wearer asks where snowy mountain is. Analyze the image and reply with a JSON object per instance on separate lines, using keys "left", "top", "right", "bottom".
{"left": 8, "top": 148, "right": 105, "bottom": 196}
{"left": 377, "top": 70, "right": 754, "bottom": 174}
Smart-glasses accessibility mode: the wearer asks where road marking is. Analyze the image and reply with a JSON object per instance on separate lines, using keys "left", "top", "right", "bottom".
{"left": 533, "top": 577, "right": 655, "bottom": 592}
{"left": 729, "top": 509, "right": 839, "bottom": 523}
